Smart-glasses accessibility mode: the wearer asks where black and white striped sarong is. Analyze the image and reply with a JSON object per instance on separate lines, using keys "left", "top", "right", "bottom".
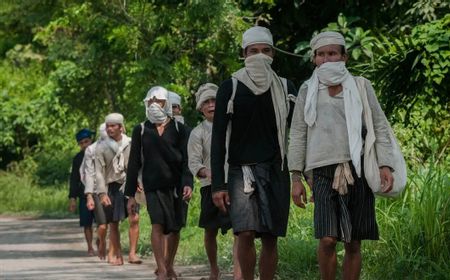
{"left": 312, "top": 162, "right": 379, "bottom": 242}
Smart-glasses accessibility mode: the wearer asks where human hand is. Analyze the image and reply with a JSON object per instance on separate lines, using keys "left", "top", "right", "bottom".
{"left": 68, "top": 198, "right": 77, "bottom": 212}
{"left": 182, "top": 186, "right": 193, "bottom": 201}
{"left": 291, "top": 181, "right": 308, "bottom": 208}
{"left": 380, "top": 166, "right": 394, "bottom": 193}
{"left": 100, "top": 194, "right": 111, "bottom": 206}
{"left": 127, "top": 197, "right": 137, "bottom": 216}
{"left": 86, "top": 195, "right": 95, "bottom": 211}
{"left": 212, "top": 191, "right": 230, "bottom": 213}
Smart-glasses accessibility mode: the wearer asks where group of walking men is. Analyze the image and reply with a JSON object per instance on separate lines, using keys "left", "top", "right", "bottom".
{"left": 69, "top": 26, "right": 396, "bottom": 280}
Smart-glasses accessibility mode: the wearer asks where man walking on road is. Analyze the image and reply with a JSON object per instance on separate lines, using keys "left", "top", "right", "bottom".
{"left": 95, "top": 113, "right": 131, "bottom": 266}
{"left": 210, "top": 26, "right": 297, "bottom": 280}
{"left": 69, "top": 128, "right": 95, "bottom": 256}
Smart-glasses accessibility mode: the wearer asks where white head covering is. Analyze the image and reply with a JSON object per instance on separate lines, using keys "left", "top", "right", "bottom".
{"left": 144, "top": 86, "right": 172, "bottom": 123}
{"left": 242, "top": 26, "right": 273, "bottom": 49}
{"left": 168, "top": 91, "right": 182, "bottom": 107}
{"left": 310, "top": 31, "right": 346, "bottom": 54}
{"left": 105, "top": 113, "right": 124, "bottom": 125}
{"left": 195, "top": 83, "right": 218, "bottom": 110}
{"left": 144, "top": 86, "right": 168, "bottom": 102}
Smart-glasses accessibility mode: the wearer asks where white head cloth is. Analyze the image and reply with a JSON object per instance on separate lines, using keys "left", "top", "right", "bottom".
{"left": 144, "top": 86, "right": 172, "bottom": 123}
{"left": 242, "top": 26, "right": 273, "bottom": 49}
{"left": 195, "top": 83, "right": 218, "bottom": 110}
{"left": 304, "top": 32, "right": 363, "bottom": 176}
{"left": 105, "top": 113, "right": 124, "bottom": 125}
{"left": 169, "top": 91, "right": 182, "bottom": 107}
{"left": 310, "top": 31, "right": 346, "bottom": 54}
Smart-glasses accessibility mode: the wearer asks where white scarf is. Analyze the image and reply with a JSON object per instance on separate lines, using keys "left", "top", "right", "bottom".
{"left": 105, "top": 135, "right": 130, "bottom": 178}
{"left": 231, "top": 53, "right": 289, "bottom": 167}
{"left": 146, "top": 103, "right": 168, "bottom": 124}
{"left": 304, "top": 61, "right": 363, "bottom": 176}
{"left": 173, "top": 115, "right": 185, "bottom": 124}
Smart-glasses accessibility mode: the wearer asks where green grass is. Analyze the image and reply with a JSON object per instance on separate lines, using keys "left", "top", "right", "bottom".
{"left": 0, "top": 171, "right": 72, "bottom": 218}
{"left": 1, "top": 165, "right": 449, "bottom": 279}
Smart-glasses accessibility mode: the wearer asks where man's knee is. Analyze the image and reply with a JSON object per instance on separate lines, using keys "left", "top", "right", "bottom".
{"left": 261, "top": 234, "right": 278, "bottom": 249}
{"left": 129, "top": 214, "right": 139, "bottom": 226}
{"left": 319, "top": 237, "right": 338, "bottom": 251}
{"left": 344, "top": 241, "right": 361, "bottom": 255}
{"left": 237, "top": 231, "right": 255, "bottom": 242}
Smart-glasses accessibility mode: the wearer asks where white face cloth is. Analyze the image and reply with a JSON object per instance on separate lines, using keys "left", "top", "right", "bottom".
{"left": 243, "top": 53, "right": 274, "bottom": 95}
{"left": 304, "top": 61, "right": 363, "bottom": 176}
{"left": 146, "top": 103, "right": 168, "bottom": 124}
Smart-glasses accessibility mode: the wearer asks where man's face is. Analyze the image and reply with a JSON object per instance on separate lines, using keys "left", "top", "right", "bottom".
{"left": 172, "top": 104, "right": 181, "bottom": 116}
{"left": 200, "top": 98, "right": 215, "bottom": 121}
{"left": 106, "top": 123, "right": 122, "bottom": 139}
{"left": 78, "top": 138, "right": 92, "bottom": 151}
{"left": 313, "top": 44, "right": 347, "bottom": 67}
{"left": 244, "top": 43, "right": 274, "bottom": 58}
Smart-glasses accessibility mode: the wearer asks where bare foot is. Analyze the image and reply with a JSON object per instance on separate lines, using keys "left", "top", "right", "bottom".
{"left": 110, "top": 256, "right": 124, "bottom": 266}
{"left": 87, "top": 248, "right": 95, "bottom": 257}
{"left": 209, "top": 269, "right": 220, "bottom": 280}
{"left": 98, "top": 240, "right": 106, "bottom": 260}
{"left": 167, "top": 268, "right": 178, "bottom": 279}
{"left": 128, "top": 254, "right": 142, "bottom": 264}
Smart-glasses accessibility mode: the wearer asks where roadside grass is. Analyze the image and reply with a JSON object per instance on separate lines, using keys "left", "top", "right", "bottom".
{"left": 1, "top": 165, "right": 448, "bottom": 279}
{"left": 0, "top": 171, "right": 72, "bottom": 218}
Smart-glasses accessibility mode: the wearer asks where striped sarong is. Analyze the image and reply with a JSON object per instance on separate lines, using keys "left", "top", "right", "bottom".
{"left": 312, "top": 162, "right": 379, "bottom": 242}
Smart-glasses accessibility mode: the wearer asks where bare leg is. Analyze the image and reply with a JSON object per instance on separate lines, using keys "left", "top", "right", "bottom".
{"left": 343, "top": 241, "right": 362, "bottom": 280}
{"left": 232, "top": 235, "right": 243, "bottom": 280}
{"left": 128, "top": 213, "right": 142, "bottom": 263}
{"left": 237, "top": 231, "right": 256, "bottom": 280}
{"left": 109, "top": 222, "right": 123, "bottom": 265}
{"left": 205, "top": 228, "right": 219, "bottom": 279}
{"left": 166, "top": 232, "right": 180, "bottom": 279}
{"left": 318, "top": 237, "right": 338, "bottom": 280}
{"left": 259, "top": 234, "right": 278, "bottom": 280}
{"left": 97, "top": 224, "right": 107, "bottom": 260}
{"left": 84, "top": 226, "right": 94, "bottom": 256}
{"left": 152, "top": 224, "right": 168, "bottom": 279}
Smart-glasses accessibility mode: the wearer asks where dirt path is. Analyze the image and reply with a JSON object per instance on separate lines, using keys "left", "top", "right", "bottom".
{"left": 0, "top": 217, "right": 232, "bottom": 280}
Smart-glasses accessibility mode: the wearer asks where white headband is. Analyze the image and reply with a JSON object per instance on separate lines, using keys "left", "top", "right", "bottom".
{"left": 310, "top": 31, "right": 346, "bottom": 53}
{"left": 242, "top": 26, "right": 273, "bottom": 49}
{"left": 105, "top": 113, "right": 124, "bottom": 125}
{"left": 195, "top": 83, "right": 218, "bottom": 110}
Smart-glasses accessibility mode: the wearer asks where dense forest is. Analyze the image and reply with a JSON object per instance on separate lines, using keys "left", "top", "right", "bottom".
{"left": 0, "top": 1, "right": 449, "bottom": 278}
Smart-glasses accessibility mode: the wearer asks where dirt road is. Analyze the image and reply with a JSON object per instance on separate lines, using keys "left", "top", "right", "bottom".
{"left": 0, "top": 217, "right": 230, "bottom": 280}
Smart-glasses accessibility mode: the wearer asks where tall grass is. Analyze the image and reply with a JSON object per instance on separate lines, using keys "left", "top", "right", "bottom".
{"left": 365, "top": 165, "right": 450, "bottom": 279}
{"left": 0, "top": 171, "right": 69, "bottom": 217}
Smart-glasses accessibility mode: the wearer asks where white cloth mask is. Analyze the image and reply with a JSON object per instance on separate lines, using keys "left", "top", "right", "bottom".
{"left": 147, "top": 103, "right": 168, "bottom": 124}
{"left": 243, "top": 53, "right": 274, "bottom": 95}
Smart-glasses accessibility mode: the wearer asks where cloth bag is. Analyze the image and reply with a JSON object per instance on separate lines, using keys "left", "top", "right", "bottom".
{"left": 357, "top": 78, "right": 407, "bottom": 197}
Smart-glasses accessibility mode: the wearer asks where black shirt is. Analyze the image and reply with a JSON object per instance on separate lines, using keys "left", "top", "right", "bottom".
{"left": 211, "top": 79, "right": 297, "bottom": 192}
{"left": 69, "top": 151, "right": 85, "bottom": 199}
{"left": 125, "top": 119, "right": 193, "bottom": 196}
